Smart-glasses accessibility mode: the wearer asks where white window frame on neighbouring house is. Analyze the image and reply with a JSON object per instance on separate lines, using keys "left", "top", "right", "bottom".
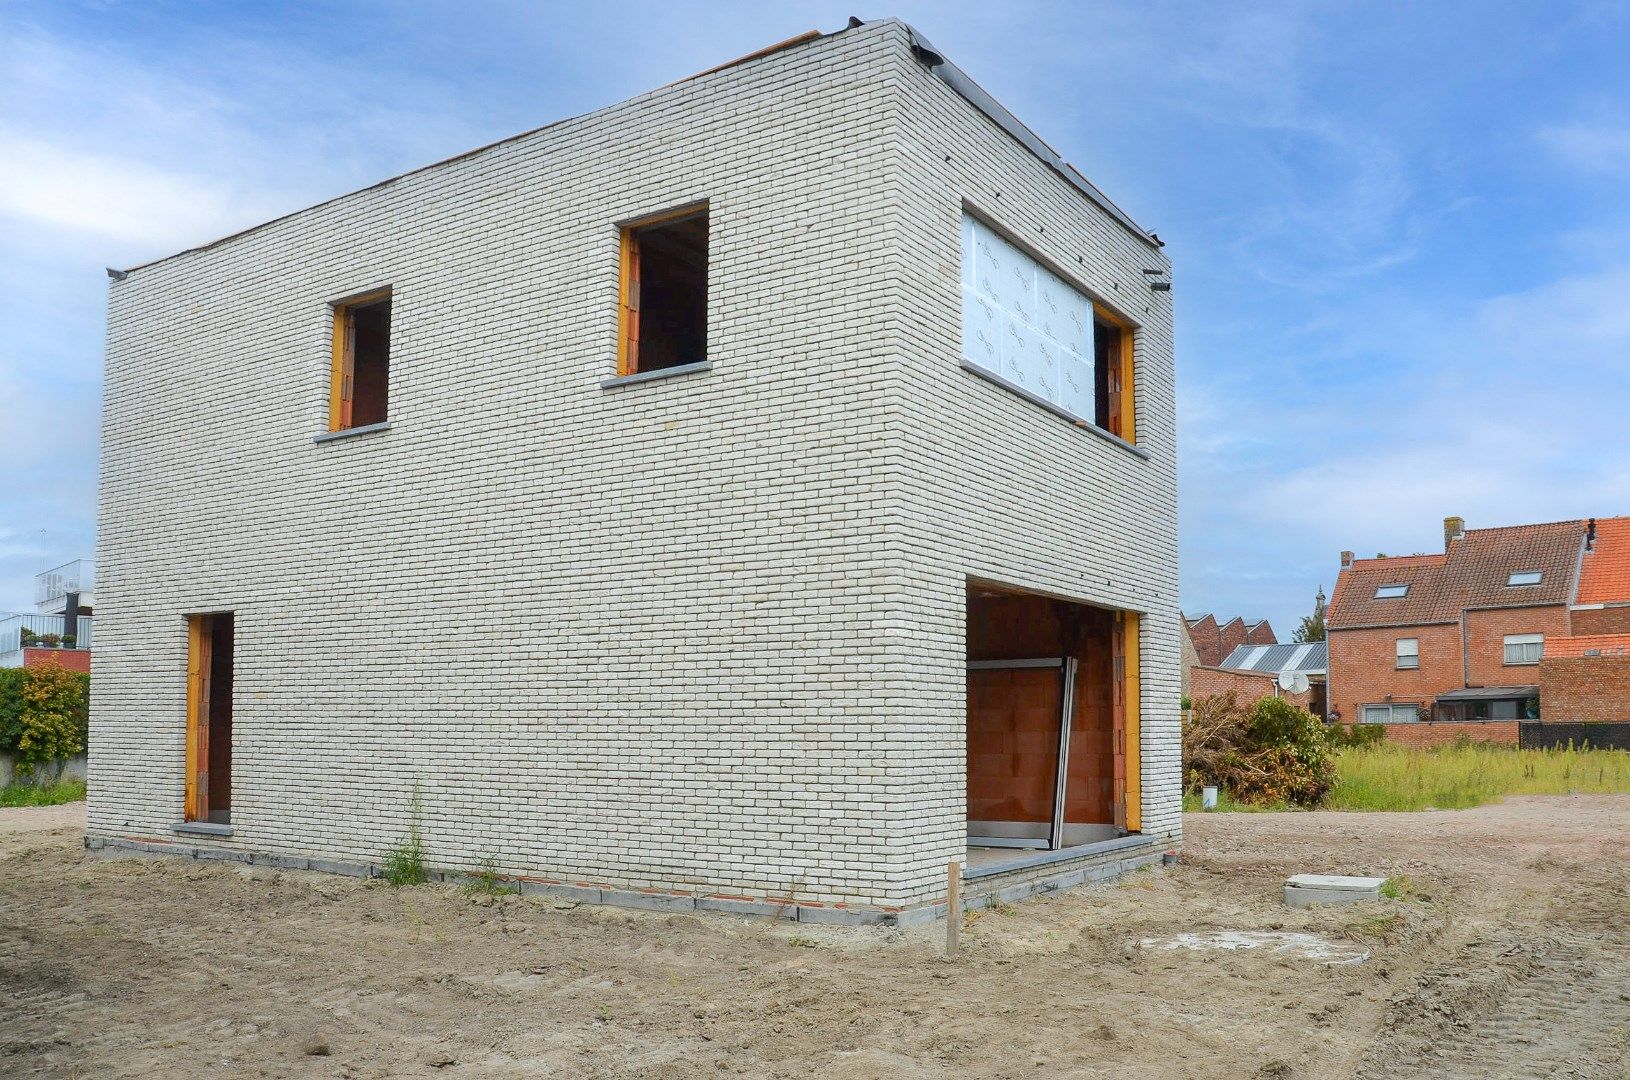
{"left": 1360, "top": 703, "right": 1419, "bottom": 723}
{"left": 1374, "top": 583, "right": 1409, "bottom": 599}
{"left": 1395, "top": 638, "right": 1419, "bottom": 670}
{"left": 1506, "top": 570, "right": 1542, "bottom": 587}
{"left": 1503, "top": 633, "right": 1543, "bottom": 665}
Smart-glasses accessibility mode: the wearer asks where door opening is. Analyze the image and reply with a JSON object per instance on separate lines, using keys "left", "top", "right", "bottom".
{"left": 966, "top": 584, "right": 1138, "bottom": 852}
{"left": 185, "top": 613, "right": 234, "bottom": 824}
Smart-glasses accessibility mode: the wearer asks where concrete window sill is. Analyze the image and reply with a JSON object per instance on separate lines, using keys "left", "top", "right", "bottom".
{"left": 600, "top": 361, "right": 711, "bottom": 389}
{"left": 172, "top": 821, "right": 234, "bottom": 838}
{"left": 313, "top": 421, "right": 391, "bottom": 444}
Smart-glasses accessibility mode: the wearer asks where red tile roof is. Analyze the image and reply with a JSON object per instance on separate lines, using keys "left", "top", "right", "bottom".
{"left": 1547, "top": 634, "right": 1630, "bottom": 658}
{"left": 1328, "top": 520, "right": 1585, "bottom": 630}
{"left": 1577, "top": 516, "right": 1630, "bottom": 605}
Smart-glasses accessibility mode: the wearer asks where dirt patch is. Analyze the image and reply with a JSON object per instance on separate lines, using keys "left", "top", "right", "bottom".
{"left": 1, "top": 797, "right": 1626, "bottom": 1078}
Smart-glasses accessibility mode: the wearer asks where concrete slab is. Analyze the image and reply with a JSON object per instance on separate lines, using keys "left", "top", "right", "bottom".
{"left": 1284, "top": 873, "right": 1386, "bottom": 908}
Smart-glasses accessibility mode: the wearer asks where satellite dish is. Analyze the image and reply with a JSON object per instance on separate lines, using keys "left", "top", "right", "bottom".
{"left": 1278, "top": 671, "right": 1311, "bottom": 695}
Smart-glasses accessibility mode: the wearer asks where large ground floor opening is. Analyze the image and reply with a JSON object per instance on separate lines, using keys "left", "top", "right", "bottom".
{"left": 966, "top": 581, "right": 1139, "bottom": 872}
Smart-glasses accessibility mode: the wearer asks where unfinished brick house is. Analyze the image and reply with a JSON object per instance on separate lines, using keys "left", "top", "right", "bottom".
{"left": 1326, "top": 515, "right": 1618, "bottom": 739}
{"left": 89, "top": 21, "right": 1179, "bottom": 924}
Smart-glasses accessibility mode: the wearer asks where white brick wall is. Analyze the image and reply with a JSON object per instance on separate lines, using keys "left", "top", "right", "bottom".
{"left": 90, "top": 20, "right": 1179, "bottom": 910}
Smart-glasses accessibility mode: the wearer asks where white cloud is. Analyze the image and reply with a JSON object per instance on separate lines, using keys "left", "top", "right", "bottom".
{"left": 1540, "top": 120, "right": 1630, "bottom": 177}
{"left": 0, "top": 130, "right": 280, "bottom": 248}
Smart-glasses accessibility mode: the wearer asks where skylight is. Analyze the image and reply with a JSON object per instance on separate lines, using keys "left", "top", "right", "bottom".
{"left": 1374, "top": 584, "right": 1409, "bottom": 599}
{"left": 1507, "top": 571, "right": 1542, "bottom": 587}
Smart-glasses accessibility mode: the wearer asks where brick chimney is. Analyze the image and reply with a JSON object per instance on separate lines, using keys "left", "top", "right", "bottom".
{"left": 1443, "top": 516, "right": 1465, "bottom": 550}
{"left": 1340, "top": 550, "right": 1354, "bottom": 569}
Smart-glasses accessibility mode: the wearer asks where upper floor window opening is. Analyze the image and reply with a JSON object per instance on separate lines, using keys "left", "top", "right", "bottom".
{"left": 619, "top": 205, "right": 709, "bottom": 377}
{"left": 329, "top": 289, "right": 392, "bottom": 431}
{"left": 959, "top": 211, "right": 1136, "bottom": 442}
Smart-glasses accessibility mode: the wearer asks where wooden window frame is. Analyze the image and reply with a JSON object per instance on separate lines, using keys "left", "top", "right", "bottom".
{"left": 328, "top": 287, "right": 392, "bottom": 432}
{"left": 617, "top": 203, "right": 708, "bottom": 378}
{"left": 1094, "top": 305, "right": 1137, "bottom": 443}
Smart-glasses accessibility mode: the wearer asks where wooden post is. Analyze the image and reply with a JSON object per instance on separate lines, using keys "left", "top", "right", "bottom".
{"left": 946, "top": 860, "right": 961, "bottom": 957}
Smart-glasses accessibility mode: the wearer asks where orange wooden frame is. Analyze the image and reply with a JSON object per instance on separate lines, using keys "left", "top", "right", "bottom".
{"left": 1093, "top": 304, "right": 1137, "bottom": 443}
{"left": 616, "top": 204, "right": 707, "bottom": 377}
{"left": 183, "top": 614, "right": 212, "bottom": 822}
{"left": 328, "top": 288, "right": 392, "bottom": 431}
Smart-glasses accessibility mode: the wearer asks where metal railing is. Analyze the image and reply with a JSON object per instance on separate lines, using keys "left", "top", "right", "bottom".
{"left": 35, "top": 560, "right": 93, "bottom": 606}
{"left": 0, "top": 613, "right": 94, "bottom": 666}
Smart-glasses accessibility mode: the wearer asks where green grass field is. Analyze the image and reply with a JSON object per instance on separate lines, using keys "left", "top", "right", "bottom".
{"left": 0, "top": 778, "right": 87, "bottom": 808}
{"left": 1186, "top": 743, "right": 1630, "bottom": 813}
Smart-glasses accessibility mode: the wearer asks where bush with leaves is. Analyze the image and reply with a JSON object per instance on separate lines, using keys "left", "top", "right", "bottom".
{"left": 10, "top": 664, "right": 87, "bottom": 778}
{"left": 1183, "top": 691, "right": 1336, "bottom": 807}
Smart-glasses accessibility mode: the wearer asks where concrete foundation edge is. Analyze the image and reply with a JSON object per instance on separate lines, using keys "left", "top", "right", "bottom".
{"left": 84, "top": 833, "right": 1173, "bottom": 928}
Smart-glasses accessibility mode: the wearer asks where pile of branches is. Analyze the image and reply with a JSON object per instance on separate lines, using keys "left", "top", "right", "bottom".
{"left": 1183, "top": 690, "right": 1335, "bottom": 807}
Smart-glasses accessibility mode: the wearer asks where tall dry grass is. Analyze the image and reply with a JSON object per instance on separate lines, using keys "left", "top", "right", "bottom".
{"left": 1326, "top": 742, "right": 1630, "bottom": 811}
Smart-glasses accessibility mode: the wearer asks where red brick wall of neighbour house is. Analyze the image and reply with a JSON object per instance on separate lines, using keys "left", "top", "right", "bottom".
{"left": 23, "top": 648, "right": 91, "bottom": 674}
{"left": 1190, "top": 667, "right": 1312, "bottom": 711}
{"left": 1571, "top": 606, "right": 1630, "bottom": 635}
{"left": 1361, "top": 721, "right": 1520, "bottom": 747}
{"left": 1464, "top": 605, "right": 1570, "bottom": 687}
{"left": 1327, "top": 624, "right": 1461, "bottom": 722}
{"left": 1245, "top": 622, "right": 1277, "bottom": 646}
{"left": 1539, "top": 656, "right": 1630, "bottom": 723}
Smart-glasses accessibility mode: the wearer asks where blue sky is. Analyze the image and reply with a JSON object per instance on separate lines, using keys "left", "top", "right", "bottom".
{"left": 2, "top": 1, "right": 1628, "bottom": 633}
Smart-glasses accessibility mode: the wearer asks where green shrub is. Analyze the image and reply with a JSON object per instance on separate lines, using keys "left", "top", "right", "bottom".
{"left": 1328, "top": 723, "right": 1386, "bottom": 749}
{"left": 0, "top": 668, "right": 25, "bottom": 753}
{"left": 1183, "top": 692, "right": 1335, "bottom": 807}
{"left": 4, "top": 665, "right": 88, "bottom": 778}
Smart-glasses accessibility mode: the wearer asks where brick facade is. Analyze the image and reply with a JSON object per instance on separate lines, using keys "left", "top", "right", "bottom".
{"left": 1540, "top": 656, "right": 1630, "bottom": 722}
{"left": 1570, "top": 606, "right": 1630, "bottom": 635}
{"left": 1190, "top": 666, "right": 1312, "bottom": 711}
{"left": 1327, "top": 623, "right": 1460, "bottom": 722}
{"left": 1464, "top": 605, "right": 1568, "bottom": 688}
{"left": 23, "top": 648, "right": 91, "bottom": 674}
{"left": 89, "top": 22, "right": 1179, "bottom": 914}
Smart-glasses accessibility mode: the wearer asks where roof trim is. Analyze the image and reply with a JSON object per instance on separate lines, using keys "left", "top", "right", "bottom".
{"left": 899, "top": 24, "right": 1163, "bottom": 250}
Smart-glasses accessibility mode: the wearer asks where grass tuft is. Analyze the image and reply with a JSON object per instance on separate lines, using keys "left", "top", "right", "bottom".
{"left": 382, "top": 782, "right": 429, "bottom": 887}
{"left": 0, "top": 778, "right": 86, "bottom": 807}
{"left": 464, "top": 855, "right": 518, "bottom": 897}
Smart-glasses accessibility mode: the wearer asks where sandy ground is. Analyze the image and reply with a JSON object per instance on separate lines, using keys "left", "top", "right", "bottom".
{"left": 2, "top": 797, "right": 1626, "bottom": 1079}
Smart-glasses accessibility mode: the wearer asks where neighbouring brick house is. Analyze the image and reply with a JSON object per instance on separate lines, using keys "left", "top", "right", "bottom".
{"left": 1328, "top": 514, "right": 1630, "bottom": 738}
{"left": 1183, "top": 612, "right": 1276, "bottom": 668}
{"left": 1572, "top": 516, "right": 1630, "bottom": 635}
{"left": 1192, "top": 641, "right": 1327, "bottom": 715}
{"left": 1540, "top": 635, "right": 1630, "bottom": 724}
{"left": 89, "top": 21, "right": 1180, "bottom": 924}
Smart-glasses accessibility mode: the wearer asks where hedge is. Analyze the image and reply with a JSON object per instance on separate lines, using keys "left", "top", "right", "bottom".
{"left": 0, "top": 665, "right": 90, "bottom": 777}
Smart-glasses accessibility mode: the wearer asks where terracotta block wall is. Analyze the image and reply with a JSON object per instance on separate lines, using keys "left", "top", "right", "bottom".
{"left": 1464, "top": 605, "right": 1569, "bottom": 687}
{"left": 1539, "top": 656, "right": 1630, "bottom": 722}
{"left": 23, "top": 648, "right": 91, "bottom": 674}
{"left": 1571, "top": 606, "right": 1630, "bottom": 635}
{"left": 1327, "top": 624, "right": 1461, "bottom": 722}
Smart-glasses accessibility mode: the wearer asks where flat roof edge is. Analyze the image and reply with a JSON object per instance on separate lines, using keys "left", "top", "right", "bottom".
{"left": 900, "top": 24, "right": 1163, "bottom": 251}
